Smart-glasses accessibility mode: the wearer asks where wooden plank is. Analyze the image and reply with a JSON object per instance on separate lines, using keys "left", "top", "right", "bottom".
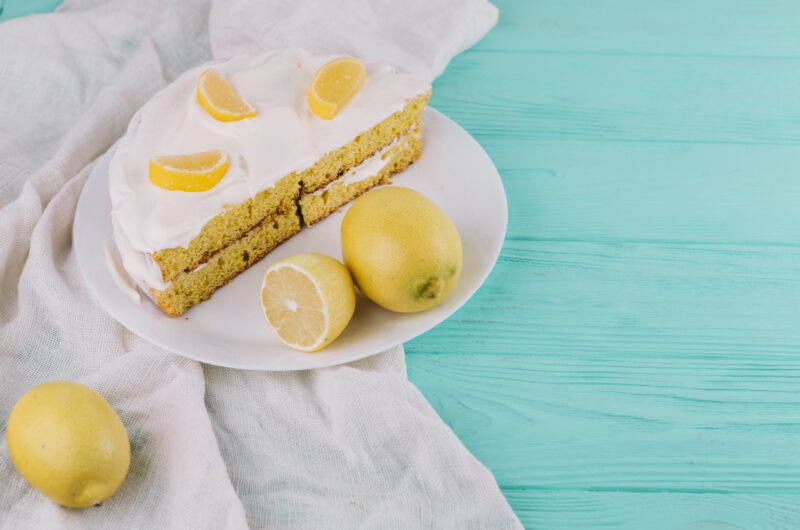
{"left": 407, "top": 240, "right": 800, "bottom": 358}
{"left": 485, "top": 141, "right": 800, "bottom": 244}
{"left": 432, "top": 52, "right": 800, "bottom": 145}
{"left": 431, "top": 55, "right": 800, "bottom": 244}
{"left": 407, "top": 351, "right": 800, "bottom": 492}
{"left": 421, "top": 15, "right": 800, "bottom": 524}
{"left": 480, "top": 0, "right": 800, "bottom": 57}
{"left": 407, "top": 240, "right": 800, "bottom": 492}
{"left": 502, "top": 490, "right": 800, "bottom": 529}
{"left": 0, "top": 0, "right": 63, "bottom": 22}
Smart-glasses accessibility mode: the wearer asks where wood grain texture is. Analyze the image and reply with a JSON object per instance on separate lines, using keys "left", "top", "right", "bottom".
{"left": 0, "top": 0, "right": 63, "bottom": 22}
{"left": 405, "top": 1, "right": 800, "bottom": 527}
{"left": 408, "top": 240, "right": 800, "bottom": 358}
{"left": 408, "top": 352, "right": 800, "bottom": 491}
{"left": 501, "top": 491, "right": 800, "bottom": 529}
{"left": 482, "top": 0, "right": 800, "bottom": 58}
{"left": 490, "top": 143, "right": 800, "bottom": 244}
{"left": 432, "top": 53, "right": 800, "bottom": 145}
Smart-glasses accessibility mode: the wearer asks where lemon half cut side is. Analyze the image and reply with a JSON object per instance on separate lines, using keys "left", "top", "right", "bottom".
{"left": 260, "top": 253, "right": 356, "bottom": 352}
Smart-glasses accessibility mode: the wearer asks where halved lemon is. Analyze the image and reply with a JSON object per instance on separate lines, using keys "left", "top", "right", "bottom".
{"left": 308, "top": 57, "right": 367, "bottom": 120}
{"left": 260, "top": 253, "right": 356, "bottom": 352}
{"left": 196, "top": 68, "right": 257, "bottom": 122}
{"left": 149, "top": 150, "right": 229, "bottom": 192}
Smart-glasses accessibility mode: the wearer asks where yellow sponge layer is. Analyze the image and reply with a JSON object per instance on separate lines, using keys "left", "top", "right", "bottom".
{"left": 299, "top": 128, "right": 423, "bottom": 226}
{"left": 151, "top": 176, "right": 299, "bottom": 283}
{"left": 151, "top": 210, "right": 301, "bottom": 317}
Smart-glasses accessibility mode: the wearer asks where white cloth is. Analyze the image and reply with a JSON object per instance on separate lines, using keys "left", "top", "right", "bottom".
{"left": 0, "top": 0, "right": 520, "bottom": 528}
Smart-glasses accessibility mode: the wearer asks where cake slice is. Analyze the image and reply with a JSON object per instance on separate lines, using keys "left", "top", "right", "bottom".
{"left": 109, "top": 48, "right": 431, "bottom": 317}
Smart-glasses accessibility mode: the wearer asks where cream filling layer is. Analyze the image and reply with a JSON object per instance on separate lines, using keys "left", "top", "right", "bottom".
{"left": 308, "top": 135, "right": 403, "bottom": 196}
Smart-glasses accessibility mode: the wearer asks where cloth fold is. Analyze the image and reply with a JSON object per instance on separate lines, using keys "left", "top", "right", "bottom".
{"left": 0, "top": 0, "right": 519, "bottom": 527}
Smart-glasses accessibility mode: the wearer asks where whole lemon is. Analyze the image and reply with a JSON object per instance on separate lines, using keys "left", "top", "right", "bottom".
{"left": 341, "top": 187, "right": 462, "bottom": 312}
{"left": 6, "top": 381, "right": 130, "bottom": 508}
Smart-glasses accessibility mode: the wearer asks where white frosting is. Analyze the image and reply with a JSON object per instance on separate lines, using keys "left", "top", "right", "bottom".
{"left": 109, "top": 48, "right": 430, "bottom": 294}
{"left": 112, "top": 215, "right": 171, "bottom": 290}
{"left": 103, "top": 240, "right": 141, "bottom": 304}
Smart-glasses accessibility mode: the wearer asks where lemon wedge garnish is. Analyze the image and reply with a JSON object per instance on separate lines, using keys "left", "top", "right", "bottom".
{"left": 196, "top": 68, "right": 257, "bottom": 122}
{"left": 308, "top": 57, "right": 367, "bottom": 120}
{"left": 260, "top": 253, "right": 356, "bottom": 352}
{"left": 149, "top": 150, "right": 229, "bottom": 192}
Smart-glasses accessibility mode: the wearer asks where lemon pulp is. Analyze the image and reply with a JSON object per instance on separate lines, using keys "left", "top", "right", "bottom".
{"left": 149, "top": 149, "right": 229, "bottom": 192}
{"left": 308, "top": 57, "right": 367, "bottom": 120}
{"left": 260, "top": 253, "right": 356, "bottom": 352}
{"left": 196, "top": 68, "right": 257, "bottom": 122}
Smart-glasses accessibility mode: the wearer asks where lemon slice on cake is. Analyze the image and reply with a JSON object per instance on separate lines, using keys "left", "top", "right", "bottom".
{"left": 149, "top": 150, "right": 229, "bottom": 192}
{"left": 308, "top": 57, "right": 367, "bottom": 120}
{"left": 196, "top": 68, "right": 257, "bottom": 122}
{"left": 260, "top": 253, "right": 356, "bottom": 352}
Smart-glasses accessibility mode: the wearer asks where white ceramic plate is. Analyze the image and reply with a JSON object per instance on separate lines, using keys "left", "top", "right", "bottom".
{"left": 74, "top": 108, "right": 507, "bottom": 370}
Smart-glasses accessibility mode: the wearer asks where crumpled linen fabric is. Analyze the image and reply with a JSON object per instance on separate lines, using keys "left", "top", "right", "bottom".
{"left": 0, "top": 0, "right": 520, "bottom": 527}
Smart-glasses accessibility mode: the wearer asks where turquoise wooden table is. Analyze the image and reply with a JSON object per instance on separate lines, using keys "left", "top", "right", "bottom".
{"left": 412, "top": 2, "right": 800, "bottom": 528}
{"left": 7, "top": 1, "right": 800, "bottom": 527}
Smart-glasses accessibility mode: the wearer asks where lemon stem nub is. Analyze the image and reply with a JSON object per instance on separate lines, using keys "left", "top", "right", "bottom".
{"left": 417, "top": 277, "right": 443, "bottom": 299}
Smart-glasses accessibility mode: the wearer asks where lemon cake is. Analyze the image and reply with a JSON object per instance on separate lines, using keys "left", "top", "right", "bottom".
{"left": 109, "top": 48, "right": 431, "bottom": 317}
